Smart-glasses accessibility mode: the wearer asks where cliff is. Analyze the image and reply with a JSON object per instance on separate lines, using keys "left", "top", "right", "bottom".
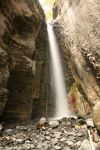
{"left": 53, "top": 0, "right": 100, "bottom": 116}
{"left": 0, "top": 0, "right": 50, "bottom": 121}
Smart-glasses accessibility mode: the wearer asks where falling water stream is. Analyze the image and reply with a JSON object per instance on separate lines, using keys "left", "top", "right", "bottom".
{"left": 47, "top": 24, "right": 70, "bottom": 119}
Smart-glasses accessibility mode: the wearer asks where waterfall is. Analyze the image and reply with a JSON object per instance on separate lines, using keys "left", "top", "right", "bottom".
{"left": 47, "top": 24, "right": 70, "bottom": 119}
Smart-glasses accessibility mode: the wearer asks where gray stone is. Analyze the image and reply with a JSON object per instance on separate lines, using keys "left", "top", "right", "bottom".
{"left": 25, "top": 140, "right": 31, "bottom": 144}
{"left": 54, "top": 132, "right": 61, "bottom": 139}
{"left": 15, "top": 139, "right": 24, "bottom": 144}
{"left": 66, "top": 141, "right": 74, "bottom": 146}
{"left": 60, "top": 138, "right": 66, "bottom": 142}
{"left": 4, "top": 129, "right": 14, "bottom": 136}
{"left": 54, "top": 145, "right": 62, "bottom": 150}
{"left": 74, "top": 141, "right": 81, "bottom": 147}
{"left": 49, "top": 120, "right": 59, "bottom": 128}
{"left": 51, "top": 138, "right": 58, "bottom": 145}
{"left": 22, "top": 144, "right": 35, "bottom": 149}
{"left": 63, "top": 147, "right": 71, "bottom": 150}
{"left": 39, "top": 118, "right": 47, "bottom": 125}
{"left": 36, "top": 142, "right": 49, "bottom": 150}
{"left": 45, "top": 131, "right": 50, "bottom": 135}
{"left": 86, "top": 118, "right": 94, "bottom": 127}
{"left": 16, "top": 126, "right": 27, "bottom": 131}
{"left": 45, "top": 136, "right": 50, "bottom": 140}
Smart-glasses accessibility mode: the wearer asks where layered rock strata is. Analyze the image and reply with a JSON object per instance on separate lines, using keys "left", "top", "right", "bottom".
{"left": 0, "top": 0, "right": 50, "bottom": 121}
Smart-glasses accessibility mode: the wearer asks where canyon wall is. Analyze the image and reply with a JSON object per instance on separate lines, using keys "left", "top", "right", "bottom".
{"left": 0, "top": 0, "right": 50, "bottom": 121}
{"left": 53, "top": 0, "right": 100, "bottom": 116}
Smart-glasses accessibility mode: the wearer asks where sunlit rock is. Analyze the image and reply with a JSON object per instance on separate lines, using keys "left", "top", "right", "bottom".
{"left": 53, "top": 0, "right": 100, "bottom": 116}
{"left": 93, "top": 101, "right": 100, "bottom": 132}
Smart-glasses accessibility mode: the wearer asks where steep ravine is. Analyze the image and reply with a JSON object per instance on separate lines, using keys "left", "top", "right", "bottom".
{"left": 0, "top": 0, "right": 50, "bottom": 121}
{"left": 53, "top": 0, "right": 100, "bottom": 117}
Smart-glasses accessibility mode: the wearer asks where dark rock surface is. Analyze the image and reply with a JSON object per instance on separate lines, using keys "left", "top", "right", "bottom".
{"left": 53, "top": 0, "right": 100, "bottom": 116}
{"left": 0, "top": 0, "right": 50, "bottom": 121}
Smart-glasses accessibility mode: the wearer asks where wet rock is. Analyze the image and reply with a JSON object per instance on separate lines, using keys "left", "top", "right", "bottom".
{"left": 49, "top": 120, "right": 59, "bottom": 128}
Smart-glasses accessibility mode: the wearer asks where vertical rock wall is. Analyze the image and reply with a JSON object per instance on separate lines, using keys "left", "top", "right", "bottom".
{"left": 53, "top": 0, "right": 100, "bottom": 116}
{"left": 0, "top": 0, "right": 50, "bottom": 121}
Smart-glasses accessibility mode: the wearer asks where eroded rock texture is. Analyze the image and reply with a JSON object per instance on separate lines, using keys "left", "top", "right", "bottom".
{"left": 0, "top": 0, "right": 50, "bottom": 121}
{"left": 53, "top": 0, "right": 100, "bottom": 116}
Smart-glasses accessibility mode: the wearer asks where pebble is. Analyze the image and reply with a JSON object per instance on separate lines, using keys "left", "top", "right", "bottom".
{"left": 74, "top": 141, "right": 81, "bottom": 146}
{"left": 25, "top": 140, "right": 31, "bottom": 144}
{"left": 45, "top": 136, "right": 51, "bottom": 140}
{"left": 60, "top": 137, "right": 66, "bottom": 142}
{"left": 54, "top": 145, "right": 62, "bottom": 150}
{"left": 15, "top": 139, "right": 24, "bottom": 144}
{"left": 23, "top": 144, "right": 35, "bottom": 149}
{"left": 54, "top": 132, "right": 61, "bottom": 139}
{"left": 51, "top": 138, "right": 58, "bottom": 145}
{"left": 63, "top": 147, "right": 71, "bottom": 150}
{"left": 66, "top": 140, "right": 74, "bottom": 146}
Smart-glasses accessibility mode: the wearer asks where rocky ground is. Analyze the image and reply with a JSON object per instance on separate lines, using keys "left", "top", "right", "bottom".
{"left": 0, "top": 117, "right": 100, "bottom": 150}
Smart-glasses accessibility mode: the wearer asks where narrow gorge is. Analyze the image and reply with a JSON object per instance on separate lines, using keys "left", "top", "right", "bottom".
{"left": 0, "top": 0, "right": 100, "bottom": 150}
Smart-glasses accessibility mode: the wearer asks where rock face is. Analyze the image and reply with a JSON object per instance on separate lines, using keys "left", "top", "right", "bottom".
{"left": 0, "top": 0, "right": 50, "bottom": 121}
{"left": 53, "top": 0, "right": 100, "bottom": 116}
{"left": 93, "top": 101, "right": 100, "bottom": 132}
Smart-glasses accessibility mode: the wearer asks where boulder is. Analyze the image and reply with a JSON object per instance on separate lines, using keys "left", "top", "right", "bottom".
{"left": 93, "top": 102, "right": 100, "bottom": 131}
{"left": 49, "top": 120, "right": 59, "bottom": 128}
{"left": 78, "top": 139, "right": 92, "bottom": 150}
{"left": 39, "top": 117, "right": 47, "bottom": 125}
